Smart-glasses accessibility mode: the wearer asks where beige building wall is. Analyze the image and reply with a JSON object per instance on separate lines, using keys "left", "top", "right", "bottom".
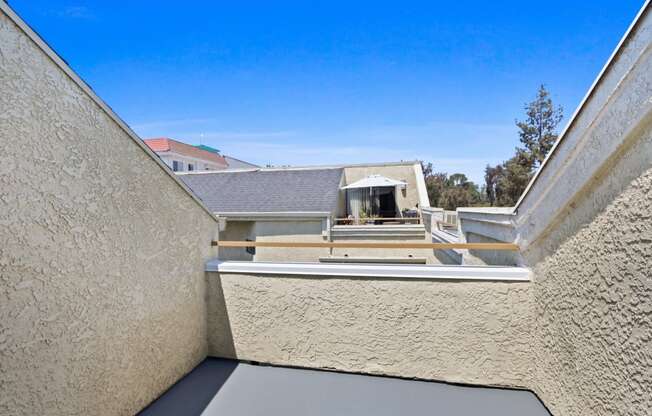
{"left": 217, "top": 221, "right": 255, "bottom": 261}
{"left": 207, "top": 272, "right": 534, "bottom": 388}
{"left": 330, "top": 235, "right": 443, "bottom": 264}
{"left": 252, "top": 220, "right": 329, "bottom": 262}
{"left": 0, "top": 7, "right": 218, "bottom": 416}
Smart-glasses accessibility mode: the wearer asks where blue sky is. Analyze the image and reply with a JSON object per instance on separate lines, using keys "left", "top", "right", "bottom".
{"left": 10, "top": 1, "right": 643, "bottom": 183}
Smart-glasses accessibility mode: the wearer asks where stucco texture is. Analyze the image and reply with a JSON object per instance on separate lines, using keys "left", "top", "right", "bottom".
{"left": 207, "top": 273, "right": 534, "bottom": 388}
{"left": 528, "top": 163, "right": 652, "bottom": 415}
{"left": 517, "top": 7, "right": 652, "bottom": 414}
{"left": 0, "top": 10, "right": 217, "bottom": 416}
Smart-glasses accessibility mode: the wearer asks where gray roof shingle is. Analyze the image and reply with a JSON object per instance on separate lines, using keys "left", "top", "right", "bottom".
{"left": 178, "top": 168, "right": 343, "bottom": 213}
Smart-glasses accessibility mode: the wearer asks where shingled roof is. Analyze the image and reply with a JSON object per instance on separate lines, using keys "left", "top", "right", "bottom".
{"left": 178, "top": 168, "right": 344, "bottom": 213}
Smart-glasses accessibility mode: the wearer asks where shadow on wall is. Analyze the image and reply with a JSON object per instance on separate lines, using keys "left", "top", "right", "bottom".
{"left": 464, "top": 233, "right": 522, "bottom": 266}
{"left": 136, "top": 274, "right": 237, "bottom": 415}
{"left": 206, "top": 273, "right": 237, "bottom": 358}
{"left": 433, "top": 249, "right": 461, "bottom": 265}
{"left": 137, "top": 358, "right": 238, "bottom": 416}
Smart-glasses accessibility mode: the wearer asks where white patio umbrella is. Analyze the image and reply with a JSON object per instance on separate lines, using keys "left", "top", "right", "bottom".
{"left": 342, "top": 175, "right": 407, "bottom": 220}
{"left": 341, "top": 174, "right": 407, "bottom": 189}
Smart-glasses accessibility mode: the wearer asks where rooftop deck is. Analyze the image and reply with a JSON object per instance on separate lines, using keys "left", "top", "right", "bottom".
{"left": 139, "top": 358, "right": 549, "bottom": 416}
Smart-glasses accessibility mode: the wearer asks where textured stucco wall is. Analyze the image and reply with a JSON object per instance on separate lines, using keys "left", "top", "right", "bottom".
{"left": 0, "top": 10, "right": 217, "bottom": 416}
{"left": 526, "top": 131, "right": 652, "bottom": 415}
{"left": 207, "top": 273, "right": 533, "bottom": 388}
{"left": 515, "top": 5, "right": 652, "bottom": 414}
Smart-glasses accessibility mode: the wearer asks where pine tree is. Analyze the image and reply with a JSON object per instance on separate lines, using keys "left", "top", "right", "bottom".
{"left": 486, "top": 85, "right": 563, "bottom": 206}
{"left": 515, "top": 85, "right": 563, "bottom": 169}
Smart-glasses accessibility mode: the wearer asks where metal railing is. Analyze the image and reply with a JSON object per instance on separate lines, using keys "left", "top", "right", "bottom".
{"left": 334, "top": 217, "right": 422, "bottom": 225}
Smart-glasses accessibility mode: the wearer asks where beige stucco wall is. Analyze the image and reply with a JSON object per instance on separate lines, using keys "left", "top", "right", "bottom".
{"left": 253, "top": 220, "right": 329, "bottom": 262}
{"left": 447, "top": 6, "right": 652, "bottom": 413}
{"left": 517, "top": 6, "right": 652, "bottom": 414}
{"left": 207, "top": 273, "right": 533, "bottom": 388}
{"left": 0, "top": 9, "right": 217, "bottom": 416}
{"left": 331, "top": 234, "right": 443, "bottom": 264}
{"left": 529, "top": 167, "right": 652, "bottom": 416}
{"left": 523, "top": 115, "right": 652, "bottom": 415}
{"left": 341, "top": 163, "right": 424, "bottom": 215}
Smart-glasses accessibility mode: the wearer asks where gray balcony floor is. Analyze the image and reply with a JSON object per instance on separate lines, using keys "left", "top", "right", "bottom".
{"left": 139, "top": 358, "right": 550, "bottom": 416}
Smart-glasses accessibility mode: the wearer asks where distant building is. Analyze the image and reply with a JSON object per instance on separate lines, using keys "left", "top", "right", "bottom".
{"left": 177, "top": 161, "right": 433, "bottom": 263}
{"left": 144, "top": 138, "right": 228, "bottom": 172}
{"left": 224, "top": 155, "right": 259, "bottom": 170}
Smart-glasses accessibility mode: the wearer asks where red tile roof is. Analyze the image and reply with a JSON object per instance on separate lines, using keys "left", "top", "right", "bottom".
{"left": 144, "top": 138, "right": 228, "bottom": 167}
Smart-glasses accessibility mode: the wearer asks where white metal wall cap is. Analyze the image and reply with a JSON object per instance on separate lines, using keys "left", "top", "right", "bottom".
{"left": 206, "top": 260, "right": 531, "bottom": 281}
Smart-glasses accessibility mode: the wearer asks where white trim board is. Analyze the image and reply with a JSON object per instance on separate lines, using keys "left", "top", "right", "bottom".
{"left": 206, "top": 260, "right": 531, "bottom": 282}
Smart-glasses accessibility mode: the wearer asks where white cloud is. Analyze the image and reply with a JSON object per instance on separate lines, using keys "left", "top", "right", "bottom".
{"left": 58, "top": 6, "right": 93, "bottom": 20}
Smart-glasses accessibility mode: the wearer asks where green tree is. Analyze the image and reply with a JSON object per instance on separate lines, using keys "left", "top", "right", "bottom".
{"left": 486, "top": 85, "right": 563, "bottom": 206}
{"left": 496, "top": 155, "right": 531, "bottom": 206}
{"left": 515, "top": 84, "right": 563, "bottom": 169}
{"left": 421, "top": 162, "right": 448, "bottom": 207}
{"left": 421, "top": 163, "right": 482, "bottom": 210}
{"left": 447, "top": 173, "right": 469, "bottom": 187}
{"left": 484, "top": 164, "right": 503, "bottom": 206}
{"left": 439, "top": 187, "right": 470, "bottom": 210}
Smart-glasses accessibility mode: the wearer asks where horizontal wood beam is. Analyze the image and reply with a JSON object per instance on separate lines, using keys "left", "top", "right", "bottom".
{"left": 211, "top": 240, "right": 519, "bottom": 251}
{"left": 335, "top": 217, "right": 420, "bottom": 221}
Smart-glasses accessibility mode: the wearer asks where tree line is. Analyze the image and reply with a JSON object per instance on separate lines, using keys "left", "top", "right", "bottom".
{"left": 422, "top": 85, "right": 563, "bottom": 210}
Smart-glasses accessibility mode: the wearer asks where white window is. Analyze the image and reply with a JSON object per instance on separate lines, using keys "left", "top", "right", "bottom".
{"left": 172, "top": 160, "right": 182, "bottom": 171}
{"left": 188, "top": 163, "right": 195, "bottom": 171}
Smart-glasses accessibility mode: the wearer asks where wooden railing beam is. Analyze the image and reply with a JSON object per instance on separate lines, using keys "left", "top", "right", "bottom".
{"left": 211, "top": 240, "right": 519, "bottom": 251}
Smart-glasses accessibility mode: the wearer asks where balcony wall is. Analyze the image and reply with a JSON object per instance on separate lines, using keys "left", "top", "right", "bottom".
{"left": 254, "top": 219, "right": 329, "bottom": 262}
{"left": 530, "top": 153, "right": 652, "bottom": 416}
{"left": 0, "top": 7, "right": 218, "bottom": 416}
{"left": 206, "top": 269, "right": 534, "bottom": 388}
{"left": 518, "top": 5, "right": 652, "bottom": 414}
{"left": 330, "top": 224, "right": 442, "bottom": 263}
